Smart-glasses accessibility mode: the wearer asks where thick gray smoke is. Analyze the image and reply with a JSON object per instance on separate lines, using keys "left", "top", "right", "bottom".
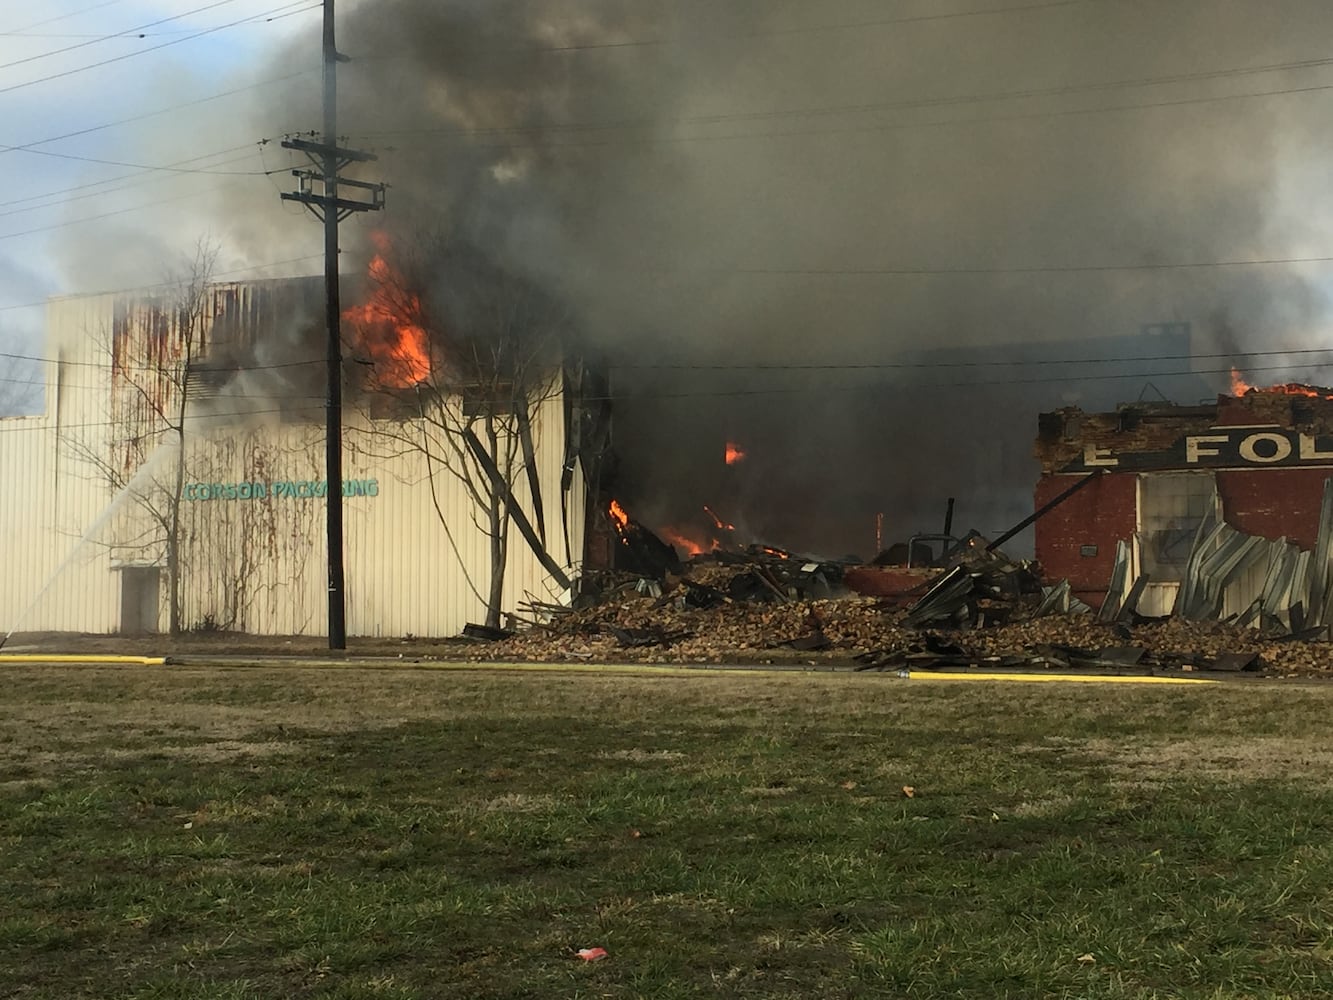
{"left": 224, "top": 0, "right": 1333, "bottom": 557}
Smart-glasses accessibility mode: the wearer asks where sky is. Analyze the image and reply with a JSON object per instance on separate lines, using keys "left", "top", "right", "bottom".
{"left": 7, "top": 0, "right": 1333, "bottom": 551}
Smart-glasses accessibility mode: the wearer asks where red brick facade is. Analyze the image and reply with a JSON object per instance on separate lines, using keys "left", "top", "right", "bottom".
{"left": 1215, "top": 468, "right": 1328, "bottom": 550}
{"left": 1034, "top": 473, "right": 1137, "bottom": 605}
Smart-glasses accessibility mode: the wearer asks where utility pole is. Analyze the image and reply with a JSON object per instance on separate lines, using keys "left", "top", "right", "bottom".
{"left": 281, "top": 0, "right": 385, "bottom": 650}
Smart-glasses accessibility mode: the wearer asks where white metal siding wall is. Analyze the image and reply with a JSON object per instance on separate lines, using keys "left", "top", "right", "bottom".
{"left": 172, "top": 410, "right": 582, "bottom": 638}
{"left": 0, "top": 295, "right": 123, "bottom": 634}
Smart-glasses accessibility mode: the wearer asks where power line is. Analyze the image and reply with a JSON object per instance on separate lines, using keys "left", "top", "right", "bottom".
{"left": 634, "top": 253, "right": 1333, "bottom": 277}
{"left": 1, "top": 139, "right": 276, "bottom": 176}
{"left": 0, "top": 68, "right": 315, "bottom": 171}
{"left": 356, "top": 0, "right": 1090, "bottom": 59}
{"left": 0, "top": 148, "right": 272, "bottom": 221}
{"left": 6, "top": 244, "right": 1333, "bottom": 316}
{"left": 358, "top": 77, "right": 1333, "bottom": 154}
{"left": 589, "top": 360, "right": 1333, "bottom": 396}
{"left": 0, "top": 183, "right": 245, "bottom": 243}
{"left": 0, "top": 0, "right": 243, "bottom": 72}
{"left": 351, "top": 78, "right": 1333, "bottom": 157}
{"left": 0, "top": 351, "right": 325, "bottom": 375}
{"left": 3, "top": 360, "right": 1333, "bottom": 437}
{"left": 8, "top": 0, "right": 128, "bottom": 35}
{"left": 0, "top": 0, "right": 318, "bottom": 97}
{"left": 0, "top": 404, "right": 325, "bottom": 436}
{"left": 0, "top": 253, "right": 323, "bottom": 313}
{"left": 357, "top": 45, "right": 1333, "bottom": 143}
{"left": 0, "top": 30, "right": 217, "bottom": 39}
{"left": 0, "top": 373, "right": 330, "bottom": 398}
{"left": 608, "top": 347, "right": 1333, "bottom": 371}
{"left": 9, "top": 344, "right": 1333, "bottom": 376}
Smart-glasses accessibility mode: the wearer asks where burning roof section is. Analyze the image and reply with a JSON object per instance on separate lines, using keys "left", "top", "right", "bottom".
{"left": 343, "top": 231, "right": 433, "bottom": 391}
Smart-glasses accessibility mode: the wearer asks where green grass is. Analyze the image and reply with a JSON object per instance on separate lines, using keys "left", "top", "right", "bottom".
{"left": 3, "top": 666, "right": 1333, "bottom": 998}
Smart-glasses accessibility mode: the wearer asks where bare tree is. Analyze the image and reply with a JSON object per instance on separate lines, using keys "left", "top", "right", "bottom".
{"left": 62, "top": 240, "right": 219, "bottom": 634}
{"left": 351, "top": 235, "right": 573, "bottom": 629}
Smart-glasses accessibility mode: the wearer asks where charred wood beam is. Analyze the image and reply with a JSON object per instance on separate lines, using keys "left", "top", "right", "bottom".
{"left": 986, "top": 469, "right": 1107, "bottom": 553}
{"left": 515, "top": 399, "right": 546, "bottom": 546}
{"left": 462, "top": 427, "right": 572, "bottom": 591}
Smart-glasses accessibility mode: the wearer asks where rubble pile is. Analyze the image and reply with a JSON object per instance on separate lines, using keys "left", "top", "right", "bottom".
{"left": 461, "top": 507, "right": 1333, "bottom": 674}
{"left": 465, "top": 550, "right": 1330, "bottom": 674}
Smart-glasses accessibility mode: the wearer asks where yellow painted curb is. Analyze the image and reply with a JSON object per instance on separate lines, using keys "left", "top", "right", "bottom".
{"left": 306, "top": 660, "right": 823, "bottom": 680}
{"left": 0, "top": 654, "right": 167, "bottom": 665}
{"left": 907, "top": 671, "right": 1218, "bottom": 685}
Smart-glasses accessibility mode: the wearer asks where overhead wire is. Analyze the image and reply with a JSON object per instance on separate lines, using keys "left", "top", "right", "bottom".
{"left": 608, "top": 348, "right": 1333, "bottom": 371}
{"left": 4, "top": 359, "right": 1333, "bottom": 437}
{"left": 362, "top": 74, "right": 1333, "bottom": 156}
{"left": 353, "top": 0, "right": 1092, "bottom": 58}
{"left": 8, "top": 344, "right": 1333, "bottom": 376}
{"left": 0, "top": 253, "right": 323, "bottom": 314}
{"left": 0, "top": 187, "right": 233, "bottom": 242}
{"left": 0, "top": 0, "right": 244, "bottom": 72}
{"left": 6, "top": 0, "right": 128, "bottom": 36}
{"left": 359, "top": 45, "right": 1333, "bottom": 143}
{"left": 0, "top": 405, "right": 325, "bottom": 435}
{"left": 0, "top": 67, "right": 316, "bottom": 171}
{"left": 3, "top": 140, "right": 277, "bottom": 176}
{"left": 0, "top": 0, "right": 319, "bottom": 97}
{"left": 0, "top": 143, "right": 278, "bottom": 223}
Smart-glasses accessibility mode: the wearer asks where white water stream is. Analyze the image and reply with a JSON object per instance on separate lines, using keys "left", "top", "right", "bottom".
{"left": 1, "top": 440, "right": 179, "bottom": 647}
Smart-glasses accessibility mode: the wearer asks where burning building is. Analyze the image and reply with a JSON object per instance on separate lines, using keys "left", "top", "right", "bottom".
{"left": 1035, "top": 375, "right": 1333, "bottom": 617}
{"left": 0, "top": 265, "right": 609, "bottom": 638}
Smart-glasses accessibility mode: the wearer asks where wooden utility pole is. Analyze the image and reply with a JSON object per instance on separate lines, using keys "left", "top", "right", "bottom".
{"left": 281, "top": 0, "right": 384, "bottom": 650}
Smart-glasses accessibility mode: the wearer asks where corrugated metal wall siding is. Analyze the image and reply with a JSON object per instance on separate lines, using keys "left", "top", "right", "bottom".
{"left": 0, "top": 293, "right": 123, "bottom": 633}
{"left": 0, "top": 418, "right": 121, "bottom": 633}
{"left": 2, "top": 287, "right": 587, "bottom": 638}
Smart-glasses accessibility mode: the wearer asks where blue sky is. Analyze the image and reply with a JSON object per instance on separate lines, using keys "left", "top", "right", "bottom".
{"left": 0, "top": 0, "right": 321, "bottom": 376}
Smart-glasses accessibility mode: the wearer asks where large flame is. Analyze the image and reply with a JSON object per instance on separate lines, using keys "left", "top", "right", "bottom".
{"left": 1230, "top": 366, "right": 1333, "bottom": 400}
{"left": 344, "top": 232, "right": 432, "bottom": 388}
{"left": 608, "top": 499, "right": 630, "bottom": 536}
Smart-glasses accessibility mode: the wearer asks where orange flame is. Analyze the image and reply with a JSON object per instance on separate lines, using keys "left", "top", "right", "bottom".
{"left": 1230, "top": 366, "right": 1333, "bottom": 400}
{"left": 725, "top": 441, "right": 746, "bottom": 465}
{"left": 659, "top": 526, "right": 706, "bottom": 557}
{"left": 609, "top": 499, "right": 629, "bottom": 532}
{"left": 344, "top": 232, "right": 432, "bottom": 388}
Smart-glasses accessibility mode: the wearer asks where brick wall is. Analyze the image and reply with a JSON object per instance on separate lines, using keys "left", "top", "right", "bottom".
{"left": 1215, "top": 468, "right": 1331, "bottom": 549}
{"left": 1034, "top": 473, "right": 1137, "bottom": 604}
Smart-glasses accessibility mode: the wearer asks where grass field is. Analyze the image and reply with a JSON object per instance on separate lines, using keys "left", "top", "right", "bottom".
{"left": 3, "top": 665, "right": 1332, "bottom": 999}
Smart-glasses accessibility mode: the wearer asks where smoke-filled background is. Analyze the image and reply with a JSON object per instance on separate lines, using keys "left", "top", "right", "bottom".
{"left": 8, "top": 0, "right": 1333, "bottom": 557}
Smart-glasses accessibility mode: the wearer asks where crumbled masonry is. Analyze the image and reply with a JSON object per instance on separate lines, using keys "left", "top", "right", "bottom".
{"left": 469, "top": 548, "right": 1331, "bottom": 675}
